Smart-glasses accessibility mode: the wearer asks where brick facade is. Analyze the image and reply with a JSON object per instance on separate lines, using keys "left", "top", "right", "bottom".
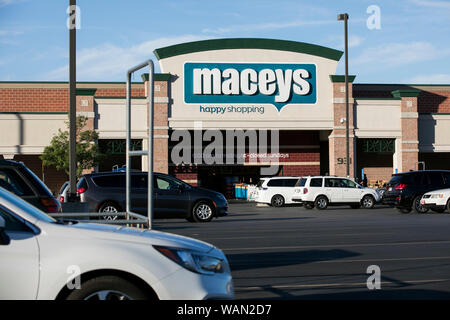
{"left": 329, "top": 78, "right": 355, "bottom": 177}
{"left": 1, "top": 79, "right": 449, "bottom": 192}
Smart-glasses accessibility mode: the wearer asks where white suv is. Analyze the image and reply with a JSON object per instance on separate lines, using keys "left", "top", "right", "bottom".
{"left": 292, "top": 176, "right": 380, "bottom": 210}
{"left": 421, "top": 188, "right": 450, "bottom": 213}
{"left": 256, "top": 177, "right": 301, "bottom": 207}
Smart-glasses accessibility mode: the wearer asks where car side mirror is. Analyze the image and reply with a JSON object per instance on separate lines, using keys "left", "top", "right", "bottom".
{"left": 0, "top": 216, "right": 11, "bottom": 246}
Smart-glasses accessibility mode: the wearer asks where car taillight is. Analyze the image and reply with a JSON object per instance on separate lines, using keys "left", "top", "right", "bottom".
{"left": 77, "top": 187, "right": 86, "bottom": 194}
{"left": 40, "top": 198, "right": 61, "bottom": 213}
{"left": 303, "top": 188, "right": 308, "bottom": 194}
{"left": 59, "top": 196, "right": 64, "bottom": 203}
{"left": 395, "top": 184, "right": 406, "bottom": 190}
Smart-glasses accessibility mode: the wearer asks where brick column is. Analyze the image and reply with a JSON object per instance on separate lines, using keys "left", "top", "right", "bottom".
{"left": 142, "top": 73, "right": 170, "bottom": 174}
{"left": 329, "top": 75, "right": 356, "bottom": 178}
{"left": 76, "top": 88, "right": 96, "bottom": 175}
{"left": 76, "top": 88, "right": 96, "bottom": 130}
{"left": 392, "top": 89, "right": 421, "bottom": 172}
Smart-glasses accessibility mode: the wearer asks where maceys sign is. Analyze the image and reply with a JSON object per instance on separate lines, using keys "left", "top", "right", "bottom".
{"left": 184, "top": 62, "right": 317, "bottom": 111}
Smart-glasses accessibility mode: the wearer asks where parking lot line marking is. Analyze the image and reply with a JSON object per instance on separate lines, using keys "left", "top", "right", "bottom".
{"left": 312, "top": 256, "right": 450, "bottom": 264}
{"left": 222, "top": 240, "right": 450, "bottom": 252}
{"left": 236, "top": 278, "right": 450, "bottom": 291}
{"left": 196, "top": 232, "right": 395, "bottom": 240}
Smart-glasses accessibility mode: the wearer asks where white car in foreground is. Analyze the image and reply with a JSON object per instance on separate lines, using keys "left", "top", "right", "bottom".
{"left": 255, "top": 177, "right": 302, "bottom": 207}
{"left": 292, "top": 176, "right": 381, "bottom": 210}
{"left": 0, "top": 187, "right": 233, "bottom": 300}
{"left": 420, "top": 188, "right": 450, "bottom": 213}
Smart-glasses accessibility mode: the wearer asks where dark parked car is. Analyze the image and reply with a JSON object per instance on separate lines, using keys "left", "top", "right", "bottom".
{"left": 77, "top": 171, "right": 228, "bottom": 222}
{"left": 0, "top": 160, "right": 61, "bottom": 213}
{"left": 382, "top": 170, "right": 450, "bottom": 213}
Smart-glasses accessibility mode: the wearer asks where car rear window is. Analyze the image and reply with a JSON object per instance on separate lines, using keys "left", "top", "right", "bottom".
{"left": 58, "top": 181, "right": 69, "bottom": 195}
{"left": 284, "top": 179, "right": 299, "bottom": 187}
{"left": 309, "top": 178, "right": 323, "bottom": 187}
{"left": 267, "top": 178, "right": 299, "bottom": 187}
{"left": 388, "top": 174, "right": 420, "bottom": 185}
{"left": 92, "top": 175, "right": 125, "bottom": 188}
{"left": 427, "top": 172, "right": 444, "bottom": 186}
{"left": 296, "top": 178, "right": 307, "bottom": 187}
{"left": 77, "top": 177, "right": 88, "bottom": 191}
{"left": 267, "top": 179, "right": 284, "bottom": 187}
{"left": 0, "top": 168, "right": 35, "bottom": 196}
{"left": 444, "top": 172, "right": 450, "bottom": 186}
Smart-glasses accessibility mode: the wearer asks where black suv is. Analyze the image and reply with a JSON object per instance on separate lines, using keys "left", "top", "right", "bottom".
{"left": 0, "top": 160, "right": 61, "bottom": 213}
{"left": 382, "top": 170, "right": 450, "bottom": 213}
{"left": 77, "top": 171, "right": 228, "bottom": 222}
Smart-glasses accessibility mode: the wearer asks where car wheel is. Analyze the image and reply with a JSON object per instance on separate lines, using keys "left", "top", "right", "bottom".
{"left": 413, "top": 196, "right": 429, "bottom": 214}
{"left": 192, "top": 201, "right": 214, "bottom": 222}
{"left": 397, "top": 207, "right": 412, "bottom": 214}
{"left": 271, "top": 195, "right": 285, "bottom": 207}
{"left": 66, "top": 276, "right": 151, "bottom": 300}
{"left": 98, "top": 202, "right": 121, "bottom": 220}
{"left": 350, "top": 204, "right": 361, "bottom": 209}
{"left": 304, "top": 203, "right": 314, "bottom": 209}
{"left": 447, "top": 199, "right": 450, "bottom": 213}
{"left": 361, "top": 195, "right": 375, "bottom": 209}
{"left": 315, "top": 196, "right": 328, "bottom": 210}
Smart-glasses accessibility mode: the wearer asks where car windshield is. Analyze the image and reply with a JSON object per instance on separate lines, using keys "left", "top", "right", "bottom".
{"left": 0, "top": 187, "right": 56, "bottom": 224}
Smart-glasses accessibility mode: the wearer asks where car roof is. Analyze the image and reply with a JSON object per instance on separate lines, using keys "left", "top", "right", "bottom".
{"left": 262, "top": 176, "right": 301, "bottom": 179}
{"left": 0, "top": 159, "right": 24, "bottom": 167}
{"left": 394, "top": 170, "right": 450, "bottom": 175}
{"left": 82, "top": 171, "right": 166, "bottom": 178}
{"left": 303, "top": 176, "right": 354, "bottom": 179}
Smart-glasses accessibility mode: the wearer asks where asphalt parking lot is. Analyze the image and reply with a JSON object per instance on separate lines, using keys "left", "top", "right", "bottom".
{"left": 153, "top": 202, "right": 450, "bottom": 300}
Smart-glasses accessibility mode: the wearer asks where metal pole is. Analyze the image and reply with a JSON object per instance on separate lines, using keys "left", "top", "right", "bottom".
{"left": 344, "top": 14, "right": 350, "bottom": 177}
{"left": 68, "top": 0, "right": 77, "bottom": 201}
{"left": 147, "top": 62, "right": 154, "bottom": 230}
{"left": 126, "top": 60, "right": 154, "bottom": 229}
{"left": 125, "top": 71, "right": 131, "bottom": 216}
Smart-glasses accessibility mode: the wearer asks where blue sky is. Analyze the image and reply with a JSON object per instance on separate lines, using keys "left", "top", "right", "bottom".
{"left": 0, "top": 0, "right": 449, "bottom": 84}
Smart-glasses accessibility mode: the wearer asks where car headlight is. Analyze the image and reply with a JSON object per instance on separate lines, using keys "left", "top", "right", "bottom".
{"left": 154, "top": 246, "right": 224, "bottom": 275}
{"left": 431, "top": 194, "right": 444, "bottom": 199}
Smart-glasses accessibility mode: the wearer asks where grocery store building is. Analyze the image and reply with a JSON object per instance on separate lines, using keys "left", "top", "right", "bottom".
{"left": 1, "top": 38, "right": 450, "bottom": 195}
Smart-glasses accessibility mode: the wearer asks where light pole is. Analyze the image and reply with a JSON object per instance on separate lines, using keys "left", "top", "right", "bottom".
{"left": 68, "top": 0, "right": 77, "bottom": 201}
{"left": 337, "top": 13, "right": 350, "bottom": 177}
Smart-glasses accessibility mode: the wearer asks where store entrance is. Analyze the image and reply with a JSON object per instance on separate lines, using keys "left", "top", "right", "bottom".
{"left": 197, "top": 165, "right": 263, "bottom": 198}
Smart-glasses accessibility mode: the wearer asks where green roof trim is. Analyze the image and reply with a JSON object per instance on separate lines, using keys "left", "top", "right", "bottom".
{"left": 391, "top": 89, "right": 421, "bottom": 98}
{"left": 330, "top": 75, "right": 356, "bottom": 83}
{"left": 153, "top": 38, "right": 343, "bottom": 61}
{"left": 76, "top": 88, "right": 97, "bottom": 96}
{"left": 141, "top": 73, "right": 172, "bottom": 82}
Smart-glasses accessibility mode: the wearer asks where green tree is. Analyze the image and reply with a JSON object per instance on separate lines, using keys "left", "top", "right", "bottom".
{"left": 41, "top": 116, "right": 105, "bottom": 178}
